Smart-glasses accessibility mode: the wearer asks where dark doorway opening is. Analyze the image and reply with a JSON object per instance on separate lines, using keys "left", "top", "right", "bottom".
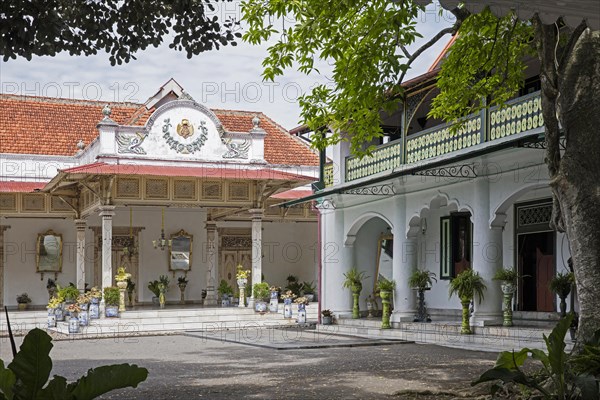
{"left": 517, "top": 231, "right": 555, "bottom": 312}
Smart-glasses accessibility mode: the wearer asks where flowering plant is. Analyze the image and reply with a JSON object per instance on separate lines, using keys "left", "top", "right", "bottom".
{"left": 294, "top": 296, "right": 309, "bottom": 305}
{"left": 66, "top": 303, "right": 81, "bottom": 314}
{"left": 269, "top": 286, "right": 281, "bottom": 293}
{"left": 236, "top": 265, "right": 250, "bottom": 280}
{"left": 115, "top": 266, "right": 132, "bottom": 282}
{"left": 47, "top": 297, "right": 62, "bottom": 309}
{"left": 280, "top": 290, "right": 296, "bottom": 300}
{"left": 77, "top": 293, "right": 90, "bottom": 304}
{"left": 321, "top": 309, "right": 333, "bottom": 317}
{"left": 88, "top": 287, "right": 102, "bottom": 299}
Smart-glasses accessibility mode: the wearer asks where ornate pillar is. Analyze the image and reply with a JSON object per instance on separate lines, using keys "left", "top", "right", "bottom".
{"left": 75, "top": 219, "right": 87, "bottom": 291}
{"left": 471, "top": 177, "right": 503, "bottom": 326}
{"left": 204, "top": 221, "right": 218, "bottom": 306}
{"left": 99, "top": 206, "right": 116, "bottom": 295}
{"left": 250, "top": 209, "right": 264, "bottom": 285}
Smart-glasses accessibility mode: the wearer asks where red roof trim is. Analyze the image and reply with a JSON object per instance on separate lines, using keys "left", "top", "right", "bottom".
{"left": 0, "top": 181, "right": 47, "bottom": 193}
{"left": 60, "top": 162, "right": 315, "bottom": 181}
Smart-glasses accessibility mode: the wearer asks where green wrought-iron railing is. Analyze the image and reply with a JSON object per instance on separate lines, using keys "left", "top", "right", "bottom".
{"left": 336, "top": 91, "right": 542, "bottom": 184}
{"left": 323, "top": 163, "right": 334, "bottom": 187}
{"left": 345, "top": 140, "right": 403, "bottom": 182}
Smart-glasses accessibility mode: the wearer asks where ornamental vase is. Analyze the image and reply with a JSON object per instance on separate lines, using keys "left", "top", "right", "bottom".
{"left": 255, "top": 301, "right": 268, "bottom": 313}
{"left": 90, "top": 297, "right": 100, "bottom": 305}
{"left": 380, "top": 290, "right": 392, "bottom": 329}
{"left": 237, "top": 278, "right": 247, "bottom": 288}
{"left": 79, "top": 302, "right": 89, "bottom": 311}
{"left": 55, "top": 306, "right": 64, "bottom": 322}
{"left": 297, "top": 307, "right": 307, "bottom": 324}
{"left": 105, "top": 305, "right": 119, "bottom": 318}
{"left": 68, "top": 316, "right": 80, "bottom": 334}
{"left": 284, "top": 303, "right": 293, "bottom": 318}
{"left": 269, "top": 298, "right": 278, "bottom": 313}
{"left": 500, "top": 282, "right": 517, "bottom": 327}
{"left": 284, "top": 298, "right": 292, "bottom": 305}
{"left": 47, "top": 309, "right": 56, "bottom": 328}
{"left": 79, "top": 310, "right": 89, "bottom": 326}
{"left": 270, "top": 291, "right": 279, "bottom": 300}
{"left": 89, "top": 303, "right": 99, "bottom": 319}
{"left": 179, "top": 283, "right": 187, "bottom": 305}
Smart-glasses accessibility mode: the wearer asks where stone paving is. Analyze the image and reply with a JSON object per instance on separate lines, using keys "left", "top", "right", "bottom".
{"left": 0, "top": 329, "right": 499, "bottom": 399}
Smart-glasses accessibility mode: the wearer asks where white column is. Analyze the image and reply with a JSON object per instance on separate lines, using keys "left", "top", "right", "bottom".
{"left": 99, "top": 206, "right": 115, "bottom": 293}
{"left": 471, "top": 177, "right": 503, "bottom": 326}
{"left": 250, "top": 208, "right": 263, "bottom": 284}
{"left": 321, "top": 205, "right": 354, "bottom": 316}
{"left": 391, "top": 196, "right": 417, "bottom": 323}
{"left": 75, "top": 219, "right": 87, "bottom": 291}
{"left": 204, "top": 221, "right": 218, "bottom": 306}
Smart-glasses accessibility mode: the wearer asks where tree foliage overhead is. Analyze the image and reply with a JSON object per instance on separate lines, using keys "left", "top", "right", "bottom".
{"left": 0, "top": 0, "right": 241, "bottom": 65}
{"left": 429, "top": 9, "right": 534, "bottom": 123}
{"left": 243, "top": 0, "right": 428, "bottom": 156}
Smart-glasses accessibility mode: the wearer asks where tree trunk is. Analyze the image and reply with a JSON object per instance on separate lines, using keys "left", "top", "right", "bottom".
{"left": 536, "top": 22, "right": 600, "bottom": 351}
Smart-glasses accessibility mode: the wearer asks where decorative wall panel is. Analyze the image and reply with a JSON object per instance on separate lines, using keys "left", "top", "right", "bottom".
{"left": 22, "top": 194, "right": 45, "bottom": 212}
{"left": 145, "top": 178, "right": 169, "bottom": 199}
{"left": 116, "top": 177, "right": 140, "bottom": 198}
{"left": 173, "top": 179, "right": 197, "bottom": 200}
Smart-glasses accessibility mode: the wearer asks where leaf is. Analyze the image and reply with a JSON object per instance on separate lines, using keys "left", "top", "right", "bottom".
{"left": 70, "top": 364, "right": 148, "bottom": 400}
{"left": 37, "top": 376, "right": 72, "bottom": 400}
{"left": 574, "top": 374, "right": 600, "bottom": 400}
{"left": 494, "top": 349, "right": 529, "bottom": 370}
{"left": 0, "top": 360, "right": 16, "bottom": 400}
{"left": 472, "top": 367, "right": 531, "bottom": 386}
{"left": 546, "top": 315, "right": 572, "bottom": 376}
{"left": 7, "top": 328, "right": 53, "bottom": 400}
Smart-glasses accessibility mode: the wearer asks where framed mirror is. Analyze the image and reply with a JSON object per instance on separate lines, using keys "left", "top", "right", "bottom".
{"left": 374, "top": 233, "right": 393, "bottom": 291}
{"left": 36, "top": 230, "right": 63, "bottom": 273}
{"left": 169, "top": 229, "right": 193, "bottom": 272}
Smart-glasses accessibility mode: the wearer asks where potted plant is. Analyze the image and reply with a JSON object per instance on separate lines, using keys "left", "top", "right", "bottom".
{"left": 301, "top": 281, "right": 316, "bottom": 302}
{"left": 493, "top": 267, "right": 520, "bottom": 326}
{"left": 66, "top": 303, "right": 81, "bottom": 334}
{"left": 46, "top": 278, "right": 57, "bottom": 300}
{"left": 88, "top": 286, "right": 102, "bottom": 319}
{"left": 177, "top": 275, "right": 188, "bottom": 305}
{"left": 342, "top": 267, "right": 369, "bottom": 319}
{"left": 157, "top": 275, "right": 170, "bottom": 309}
{"left": 148, "top": 280, "right": 161, "bottom": 306}
{"left": 321, "top": 309, "right": 334, "bottom": 325}
{"left": 76, "top": 293, "right": 90, "bottom": 326}
{"left": 46, "top": 296, "right": 62, "bottom": 328}
{"left": 376, "top": 277, "right": 396, "bottom": 329}
{"left": 285, "top": 275, "right": 302, "bottom": 297}
{"left": 294, "top": 296, "right": 309, "bottom": 323}
{"left": 126, "top": 278, "right": 135, "bottom": 307}
{"left": 253, "top": 282, "right": 270, "bottom": 313}
{"left": 217, "top": 279, "right": 234, "bottom": 306}
{"left": 408, "top": 270, "right": 437, "bottom": 322}
{"left": 58, "top": 284, "right": 80, "bottom": 316}
{"left": 550, "top": 271, "right": 574, "bottom": 317}
{"left": 103, "top": 286, "right": 120, "bottom": 317}
{"left": 16, "top": 293, "right": 32, "bottom": 311}
{"left": 236, "top": 266, "right": 250, "bottom": 307}
{"left": 269, "top": 286, "right": 281, "bottom": 312}
{"left": 448, "top": 269, "right": 487, "bottom": 334}
{"left": 281, "top": 290, "right": 296, "bottom": 318}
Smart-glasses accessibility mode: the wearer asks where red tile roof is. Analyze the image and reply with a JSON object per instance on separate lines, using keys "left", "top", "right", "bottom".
{"left": 0, "top": 94, "right": 318, "bottom": 166}
{"left": 57, "top": 162, "right": 315, "bottom": 181}
{"left": 0, "top": 181, "right": 46, "bottom": 192}
{"left": 271, "top": 189, "right": 314, "bottom": 199}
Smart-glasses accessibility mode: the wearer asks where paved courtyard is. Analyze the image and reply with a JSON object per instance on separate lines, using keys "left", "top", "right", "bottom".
{"left": 0, "top": 329, "right": 498, "bottom": 399}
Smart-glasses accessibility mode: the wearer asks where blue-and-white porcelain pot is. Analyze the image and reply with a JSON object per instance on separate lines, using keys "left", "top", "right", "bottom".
{"left": 68, "top": 316, "right": 79, "bottom": 334}
{"left": 55, "top": 307, "right": 64, "bottom": 322}
{"left": 47, "top": 309, "right": 56, "bottom": 328}
{"left": 79, "top": 310, "right": 89, "bottom": 326}
{"left": 105, "top": 305, "right": 119, "bottom": 318}
{"left": 89, "top": 303, "right": 99, "bottom": 319}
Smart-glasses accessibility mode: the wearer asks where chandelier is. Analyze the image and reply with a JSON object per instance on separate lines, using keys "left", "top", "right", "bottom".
{"left": 122, "top": 207, "right": 138, "bottom": 258}
{"left": 153, "top": 208, "right": 171, "bottom": 251}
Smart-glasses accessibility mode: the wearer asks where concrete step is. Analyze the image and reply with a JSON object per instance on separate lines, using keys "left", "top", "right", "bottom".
{"left": 333, "top": 319, "right": 574, "bottom": 352}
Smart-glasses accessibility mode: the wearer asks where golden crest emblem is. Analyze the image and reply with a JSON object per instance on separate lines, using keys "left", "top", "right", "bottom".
{"left": 176, "top": 119, "right": 194, "bottom": 139}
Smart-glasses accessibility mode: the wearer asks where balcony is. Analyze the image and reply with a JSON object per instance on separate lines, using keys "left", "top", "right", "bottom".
{"left": 323, "top": 91, "right": 543, "bottom": 187}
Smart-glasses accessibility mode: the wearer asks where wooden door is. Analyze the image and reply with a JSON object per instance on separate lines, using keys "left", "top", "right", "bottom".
{"left": 536, "top": 248, "right": 555, "bottom": 312}
{"left": 220, "top": 251, "right": 238, "bottom": 291}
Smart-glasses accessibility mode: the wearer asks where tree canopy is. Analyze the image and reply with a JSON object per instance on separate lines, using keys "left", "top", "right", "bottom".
{"left": 0, "top": 0, "right": 241, "bottom": 65}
